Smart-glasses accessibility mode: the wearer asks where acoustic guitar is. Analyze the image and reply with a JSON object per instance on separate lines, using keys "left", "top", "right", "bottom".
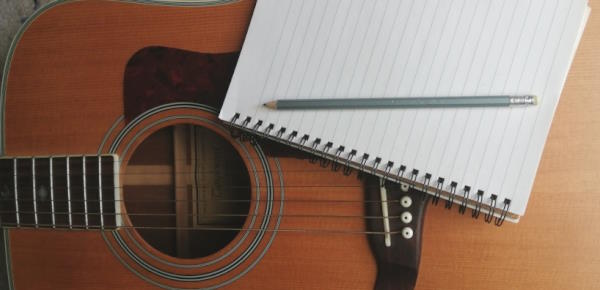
{"left": 0, "top": 1, "right": 428, "bottom": 289}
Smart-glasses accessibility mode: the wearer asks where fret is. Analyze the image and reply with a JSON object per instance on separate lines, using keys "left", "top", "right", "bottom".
{"left": 82, "top": 156, "right": 89, "bottom": 229}
{"left": 101, "top": 156, "right": 116, "bottom": 228}
{"left": 113, "top": 154, "right": 121, "bottom": 227}
{"left": 66, "top": 156, "right": 73, "bottom": 228}
{"left": 84, "top": 156, "right": 101, "bottom": 228}
{"left": 32, "top": 158, "right": 38, "bottom": 227}
{"left": 33, "top": 158, "right": 52, "bottom": 228}
{"left": 0, "top": 155, "right": 117, "bottom": 230}
{"left": 14, "top": 159, "right": 34, "bottom": 225}
{"left": 68, "top": 157, "right": 85, "bottom": 228}
{"left": 52, "top": 157, "right": 70, "bottom": 228}
{"left": 49, "top": 157, "right": 56, "bottom": 228}
{"left": 13, "top": 158, "right": 19, "bottom": 226}
{"left": 98, "top": 156, "right": 104, "bottom": 229}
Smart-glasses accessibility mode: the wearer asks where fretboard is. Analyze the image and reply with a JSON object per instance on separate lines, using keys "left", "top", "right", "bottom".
{"left": 0, "top": 155, "right": 118, "bottom": 230}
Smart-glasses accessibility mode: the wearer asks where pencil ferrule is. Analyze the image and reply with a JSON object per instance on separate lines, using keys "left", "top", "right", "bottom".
{"left": 509, "top": 95, "right": 537, "bottom": 106}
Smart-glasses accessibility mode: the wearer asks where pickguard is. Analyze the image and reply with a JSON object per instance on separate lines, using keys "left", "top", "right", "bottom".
{"left": 123, "top": 46, "right": 239, "bottom": 123}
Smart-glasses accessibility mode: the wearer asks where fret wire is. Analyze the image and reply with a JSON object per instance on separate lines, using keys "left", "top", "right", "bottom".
{"left": 98, "top": 156, "right": 104, "bottom": 229}
{"left": 50, "top": 157, "right": 56, "bottom": 228}
{"left": 32, "top": 158, "right": 38, "bottom": 228}
{"left": 13, "top": 158, "right": 20, "bottom": 227}
{"left": 66, "top": 156, "right": 72, "bottom": 229}
{"left": 83, "top": 156, "right": 88, "bottom": 229}
{"left": 114, "top": 156, "right": 122, "bottom": 227}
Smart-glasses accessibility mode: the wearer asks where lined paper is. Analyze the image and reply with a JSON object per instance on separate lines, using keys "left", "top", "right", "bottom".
{"left": 220, "top": 0, "right": 590, "bottom": 219}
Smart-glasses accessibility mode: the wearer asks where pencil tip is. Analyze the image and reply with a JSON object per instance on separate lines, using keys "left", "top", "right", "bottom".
{"left": 264, "top": 101, "right": 276, "bottom": 109}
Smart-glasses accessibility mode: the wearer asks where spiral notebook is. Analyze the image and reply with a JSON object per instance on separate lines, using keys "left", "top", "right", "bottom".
{"left": 219, "top": 0, "right": 590, "bottom": 223}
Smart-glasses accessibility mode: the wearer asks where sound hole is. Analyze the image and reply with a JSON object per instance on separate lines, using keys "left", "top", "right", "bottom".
{"left": 123, "top": 124, "right": 251, "bottom": 259}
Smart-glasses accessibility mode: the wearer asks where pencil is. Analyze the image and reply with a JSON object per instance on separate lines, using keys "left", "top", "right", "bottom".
{"left": 263, "top": 95, "right": 537, "bottom": 110}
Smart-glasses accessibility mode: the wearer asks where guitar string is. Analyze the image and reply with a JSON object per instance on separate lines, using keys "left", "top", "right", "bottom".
{"left": 4, "top": 156, "right": 402, "bottom": 172}
{"left": 2, "top": 169, "right": 378, "bottom": 176}
{"left": 1, "top": 181, "right": 404, "bottom": 193}
{"left": 1, "top": 184, "right": 396, "bottom": 191}
{"left": 2, "top": 176, "right": 419, "bottom": 231}
{"left": 2, "top": 182, "right": 422, "bottom": 206}
{"left": 1, "top": 198, "right": 404, "bottom": 204}
{"left": 2, "top": 158, "right": 390, "bottom": 177}
{"left": 0, "top": 210, "right": 407, "bottom": 220}
{"left": 4, "top": 156, "right": 360, "bottom": 164}
{"left": 2, "top": 156, "right": 420, "bottom": 225}
{"left": 0, "top": 222, "right": 404, "bottom": 235}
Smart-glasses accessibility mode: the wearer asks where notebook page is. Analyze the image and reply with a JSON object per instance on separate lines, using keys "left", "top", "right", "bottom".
{"left": 220, "top": 0, "right": 589, "bottom": 218}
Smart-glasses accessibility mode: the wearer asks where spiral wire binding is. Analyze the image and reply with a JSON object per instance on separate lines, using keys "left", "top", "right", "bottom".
{"left": 383, "top": 161, "right": 394, "bottom": 177}
{"left": 396, "top": 165, "right": 406, "bottom": 182}
{"left": 359, "top": 153, "right": 369, "bottom": 173}
{"left": 472, "top": 190, "right": 484, "bottom": 219}
{"left": 496, "top": 199, "right": 511, "bottom": 226}
{"left": 331, "top": 146, "right": 345, "bottom": 172}
{"left": 409, "top": 169, "right": 418, "bottom": 189}
{"left": 445, "top": 182, "right": 458, "bottom": 209}
{"left": 265, "top": 123, "right": 274, "bottom": 136}
{"left": 319, "top": 142, "right": 333, "bottom": 167}
{"left": 308, "top": 138, "right": 321, "bottom": 164}
{"left": 252, "top": 120, "right": 263, "bottom": 131}
{"left": 432, "top": 177, "right": 444, "bottom": 205}
{"left": 276, "top": 127, "right": 286, "bottom": 138}
{"left": 286, "top": 131, "right": 297, "bottom": 146}
{"left": 484, "top": 194, "right": 498, "bottom": 223}
{"left": 343, "top": 150, "right": 356, "bottom": 176}
{"left": 458, "top": 186, "right": 471, "bottom": 215}
{"left": 421, "top": 173, "right": 432, "bottom": 202}
{"left": 231, "top": 113, "right": 240, "bottom": 123}
{"left": 371, "top": 158, "right": 382, "bottom": 175}
{"left": 229, "top": 113, "right": 512, "bottom": 226}
{"left": 299, "top": 134, "right": 309, "bottom": 146}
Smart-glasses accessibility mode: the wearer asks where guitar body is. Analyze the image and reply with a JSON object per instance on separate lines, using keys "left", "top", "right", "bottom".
{"left": 9, "top": 1, "right": 599, "bottom": 290}
{"left": 1, "top": 1, "right": 381, "bottom": 289}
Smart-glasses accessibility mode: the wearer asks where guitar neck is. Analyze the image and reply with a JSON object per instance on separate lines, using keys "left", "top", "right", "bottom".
{"left": 0, "top": 155, "right": 120, "bottom": 230}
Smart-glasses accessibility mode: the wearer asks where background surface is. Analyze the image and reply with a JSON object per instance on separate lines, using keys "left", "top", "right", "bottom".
{"left": 1, "top": 0, "right": 53, "bottom": 78}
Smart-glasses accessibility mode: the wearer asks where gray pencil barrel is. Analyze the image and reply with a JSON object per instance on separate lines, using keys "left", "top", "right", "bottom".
{"left": 271, "top": 95, "right": 536, "bottom": 110}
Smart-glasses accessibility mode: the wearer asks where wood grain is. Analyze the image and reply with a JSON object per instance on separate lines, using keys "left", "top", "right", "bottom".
{"left": 418, "top": 1, "right": 600, "bottom": 289}
{"left": 1, "top": 0, "right": 599, "bottom": 289}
